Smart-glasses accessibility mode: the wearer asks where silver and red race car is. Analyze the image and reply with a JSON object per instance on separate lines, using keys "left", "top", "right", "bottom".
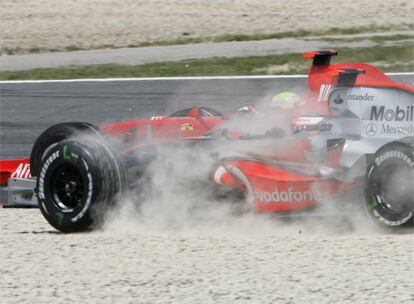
{"left": 1, "top": 50, "right": 413, "bottom": 232}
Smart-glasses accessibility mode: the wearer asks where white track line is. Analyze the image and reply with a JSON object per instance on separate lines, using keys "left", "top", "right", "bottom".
{"left": 0, "top": 72, "right": 412, "bottom": 84}
{"left": 0, "top": 75, "right": 307, "bottom": 84}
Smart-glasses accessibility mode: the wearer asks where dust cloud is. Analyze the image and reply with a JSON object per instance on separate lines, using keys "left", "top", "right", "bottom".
{"left": 98, "top": 87, "right": 384, "bottom": 237}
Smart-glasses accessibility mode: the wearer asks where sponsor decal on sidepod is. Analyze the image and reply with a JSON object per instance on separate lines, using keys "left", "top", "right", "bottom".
{"left": 11, "top": 163, "right": 31, "bottom": 179}
{"left": 256, "top": 187, "right": 322, "bottom": 203}
{"left": 180, "top": 123, "right": 195, "bottom": 131}
{"left": 370, "top": 106, "right": 414, "bottom": 122}
{"left": 347, "top": 93, "right": 374, "bottom": 101}
{"left": 366, "top": 106, "right": 414, "bottom": 136}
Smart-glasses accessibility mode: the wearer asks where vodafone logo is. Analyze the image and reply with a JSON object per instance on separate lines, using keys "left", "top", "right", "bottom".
{"left": 256, "top": 187, "right": 322, "bottom": 203}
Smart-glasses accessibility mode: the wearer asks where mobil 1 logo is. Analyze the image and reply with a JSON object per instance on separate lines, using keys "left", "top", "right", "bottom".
{"left": 370, "top": 105, "right": 414, "bottom": 122}
{"left": 364, "top": 105, "right": 414, "bottom": 137}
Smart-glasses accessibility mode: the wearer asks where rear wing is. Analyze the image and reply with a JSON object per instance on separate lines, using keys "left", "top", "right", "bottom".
{"left": 328, "top": 68, "right": 365, "bottom": 87}
{"left": 304, "top": 50, "right": 338, "bottom": 67}
{"left": 304, "top": 50, "right": 414, "bottom": 99}
{"left": 329, "top": 68, "right": 414, "bottom": 93}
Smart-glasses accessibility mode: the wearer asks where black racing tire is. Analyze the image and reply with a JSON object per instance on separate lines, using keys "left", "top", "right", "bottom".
{"left": 36, "top": 137, "right": 127, "bottom": 233}
{"left": 365, "top": 141, "right": 414, "bottom": 229}
{"left": 30, "top": 122, "right": 100, "bottom": 177}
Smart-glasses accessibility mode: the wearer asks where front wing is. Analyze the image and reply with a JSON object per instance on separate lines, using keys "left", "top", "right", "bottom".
{"left": 0, "top": 159, "right": 37, "bottom": 207}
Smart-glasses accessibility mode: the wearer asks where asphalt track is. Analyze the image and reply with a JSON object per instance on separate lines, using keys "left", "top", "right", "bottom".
{"left": 0, "top": 74, "right": 412, "bottom": 159}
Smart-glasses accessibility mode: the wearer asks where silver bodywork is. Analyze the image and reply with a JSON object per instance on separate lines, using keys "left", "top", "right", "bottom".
{"left": 303, "top": 86, "right": 413, "bottom": 182}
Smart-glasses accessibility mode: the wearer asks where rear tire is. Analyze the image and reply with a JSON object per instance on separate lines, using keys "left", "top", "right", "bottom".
{"left": 36, "top": 137, "right": 126, "bottom": 233}
{"left": 365, "top": 142, "right": 414, "bottom": 229}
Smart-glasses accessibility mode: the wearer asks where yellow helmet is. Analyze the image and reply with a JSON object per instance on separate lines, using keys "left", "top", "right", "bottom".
{"left": 270, "top": 92, "right": 299, "bottom": 110}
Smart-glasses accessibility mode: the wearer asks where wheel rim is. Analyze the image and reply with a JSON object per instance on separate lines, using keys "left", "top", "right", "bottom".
{"left": 371, "top": 163, "right": 413, "bottom": 216}
{"left": 50, "top": 163, "right": 85, "bottom": 211}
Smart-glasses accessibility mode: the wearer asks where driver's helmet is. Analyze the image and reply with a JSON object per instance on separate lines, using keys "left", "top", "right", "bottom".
{"left": 236, "top": 105, "right": 258, "bottom": 115}
{"left": 270, "top": 92, "right": 299, "bottom": 110}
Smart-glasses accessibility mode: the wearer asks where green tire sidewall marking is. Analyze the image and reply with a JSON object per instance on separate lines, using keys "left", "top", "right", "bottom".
{"left": 63, "top": 145, "right": 71, "bottom": 160}
{"left": 55, "top": 211, "right": 64, "bottom": 226}
{"left": 369, "top": 200, "right": 378, "bottom": 209}
{"left": 368, "top": 192, "right": 378, "bottom": 209}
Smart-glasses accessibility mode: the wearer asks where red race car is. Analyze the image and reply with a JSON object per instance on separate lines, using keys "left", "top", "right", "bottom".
{"left": 1, "top": 50, "right": 413, "bottom": 232}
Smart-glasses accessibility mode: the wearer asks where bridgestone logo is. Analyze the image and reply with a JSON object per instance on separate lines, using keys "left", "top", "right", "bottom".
{"left": 375, "top": 150, "right": 414, "bottom": 167}
{"left": 256, "top": 187, "right": 322, "bottom": 203}
{"left": 38, "top": 150, "right": 60, "bottom": 200}
{"left": 370, "top": 106, "right": 414, "bottom": 121}
{"left": 374, "top": 210, "right": 413, "bottom": 226}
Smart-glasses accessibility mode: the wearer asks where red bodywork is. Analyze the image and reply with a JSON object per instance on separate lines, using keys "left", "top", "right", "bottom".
{"left": 1, "top": 50, "right": 412, "bottom": 211}
{"left": 0, "top": 159, "right": 31, "bottom": 186}
{"left": 211, "top": 135, "right": 359, "bottom": 213}
{"left": 0, "top": 115, "right": 225, "bottom": 186}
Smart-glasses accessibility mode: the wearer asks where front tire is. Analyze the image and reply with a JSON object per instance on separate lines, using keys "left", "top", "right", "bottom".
{"left": 365, "top": 142, "right": 414, "bottom": 229}
{"left": 30, "top": 122, "right": 99, "bottom": 177}
{"left": 37, "top": 137, "right": 126, "bottom": 233}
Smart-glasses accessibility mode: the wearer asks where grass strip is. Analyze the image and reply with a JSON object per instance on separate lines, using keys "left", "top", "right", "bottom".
{"left": 1, "top": 45, "right": 412, "bottom": 80}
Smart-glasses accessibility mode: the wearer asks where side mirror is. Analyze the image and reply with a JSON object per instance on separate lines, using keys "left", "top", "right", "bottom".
{"left": 189, "top": 107, "right": 200, "bottom": 118}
